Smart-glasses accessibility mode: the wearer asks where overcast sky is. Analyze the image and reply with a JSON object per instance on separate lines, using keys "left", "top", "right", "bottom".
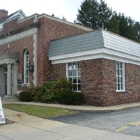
{"left": 1, "top": 0, "right": 140, "bottom": 22}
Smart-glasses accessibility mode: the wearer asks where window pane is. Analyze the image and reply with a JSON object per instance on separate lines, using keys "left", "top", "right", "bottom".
{"left": 116, "top": 62, "right": 125, "bottom": 91}
{"left": 73, "top": 63, "right": 76, "bottom": 69}
{"left": 78, "top": 78, "right": 81, "bottom": 83}
{"left": 73, "top": 78, "right": 77, "bottom": 83}
{"left": 26, "top": 77, "right": 28, "bottom": 83}
{"left": 67, "top": 62, "right": 81, "bottom": 92}
{"left": 68, "top": 63, "right": 72, "bottom": 70}
{"left": 73, "top": 84, "right": 77, "bottom": 91}
{"left": 26, "top": 51, "right": 29, "bottom": 55}
{"left": 116, "top": 63, "right": 119, "bottom": 69}
{"left": 68, "top": 70, "right": 72, "bottom": 76}
{"left": 24, "top": 50, "right": 29, "bottom": 84}
{"left": 78, "top": 69, "right": 81, "bottom": 76}
{"left": 73, "top": 70, "right": 76, "bottom": 76}
{"left": 78, "top": 62, "right": 81, "bottom": 68}
{"left": 78, "top": 84, "right": 81, "bottom": 91}
{"left": 69, "top": 78, "right": 72, "bottom": 82}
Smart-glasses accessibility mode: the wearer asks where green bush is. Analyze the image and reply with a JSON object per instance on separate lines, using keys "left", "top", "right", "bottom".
{"left": 19, "top": 91, "right": 31, "bottom": 102}
{"left": 42, "top": 81, "right": 58, "bottom": 102}
{"left": 56, "top": 78, "right": 72, "bottom": 93}
{"left": 28, "top": 86, "right": 44, "bottom": 102}
{"left": 59, "top": 91, "right": 84, "bottom": 105}
{"left": 19, "top": 78, "right": 84, "bottom": 105}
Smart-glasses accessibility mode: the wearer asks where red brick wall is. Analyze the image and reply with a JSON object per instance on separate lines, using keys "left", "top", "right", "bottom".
{"left": 51, "top": 63, "right": 66, "bottom": 80}
{"left": 81, "top": 59, "right": 104, "bottom": 106}
{"left": 37, "top": 16, "right": 89, "bottom": 85}
{"left": 0, "top": 17, "right": 34, "bottom": 35}
{"left": 0, "top": 17, "right": 35, "bottom": 86}
{"left": 0, "top": 14, "right": 89, "bottom": 87}
{"left": 51, "top": 59, "right": 140, "bottom": 106}
{"left": 0, "top": 36, "right": 34, "bottom": 86}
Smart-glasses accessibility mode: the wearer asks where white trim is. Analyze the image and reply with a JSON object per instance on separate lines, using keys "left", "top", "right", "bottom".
{"left": 33, "top": 30, "right": 38, "bottom": 86}
{"left": 66, "top": 63, "right": 68, "bottom": 78}
{"left": 116, "top": 62, "right": 125, "bottom": 91}
{"left": 123, "top": 63, "right": 125, "bottom": 91}
{"left": 0, "top": 28, "right": 38, "bottom": 45}
{"left": 38, "top": 14, "right": 92, "bottom": 31}
{"left": 24, "top": 50, "right": 29, "bottom": 84}
{"left": 67, "top": 62, "right": 81, "bottom": 92}
{"left": 116, "top": 90, "right": 125, "bottom": 92}
{"left": 49, "top": 48, "right": 140, "bottom": 66}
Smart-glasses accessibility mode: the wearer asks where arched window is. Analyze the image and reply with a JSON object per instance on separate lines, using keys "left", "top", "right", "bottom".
{"left": 24, "top": 50, "right": 29, "bottom": 84}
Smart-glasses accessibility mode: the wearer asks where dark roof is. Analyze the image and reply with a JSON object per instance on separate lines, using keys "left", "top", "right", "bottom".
{"left": 48, "top": 29, "right": 104, "bottom": 57}
{"left": 48, "top": 29, "right": 140, "bottom": 59}
{"left": 0, "top": 10, "right": 19, "bottom": 24}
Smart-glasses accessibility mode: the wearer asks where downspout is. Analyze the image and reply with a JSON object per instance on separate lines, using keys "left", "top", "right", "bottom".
{"left": 33, "top": 15, "right": 38, "bottom": 86}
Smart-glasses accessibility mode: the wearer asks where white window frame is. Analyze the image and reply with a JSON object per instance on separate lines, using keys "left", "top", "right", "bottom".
{"left": 116, "top": 62, "right": 125, "bottom": 92}
{"left": 66, "top": 62, "right": 81, "bottom": 92}
{"left": 24, "top": 50, "right": 29, "bottom": 85}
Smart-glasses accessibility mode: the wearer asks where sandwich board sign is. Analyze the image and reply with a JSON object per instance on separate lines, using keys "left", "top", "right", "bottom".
{"left": 0, "top": 97, "right": 5, "bottom": 124}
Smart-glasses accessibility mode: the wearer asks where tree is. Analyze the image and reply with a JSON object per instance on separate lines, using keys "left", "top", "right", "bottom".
{"left": 133, "top": 22, "right": 140, "bottom": 42}
{"left": 77, "top": 0, "right": 99, "bottom": 29}
{"left": 76, "top": 0, "right": 140, "bottom": 42}
{"left": 107, "top": 13, "right": 119, "bottom": 34}
{"left": 76, "top": 0, "right": 112, "bottom": 29}
{"left": 98, "top": 0, "right": 112, "bottom": 29}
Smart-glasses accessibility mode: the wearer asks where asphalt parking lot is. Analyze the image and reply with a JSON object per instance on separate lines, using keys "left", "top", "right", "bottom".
{"left": 52, "top": 107, "right": 140, "bottom": 137}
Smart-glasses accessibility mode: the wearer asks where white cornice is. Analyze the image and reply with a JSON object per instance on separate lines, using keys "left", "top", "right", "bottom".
{"left": 49, "top": 48, "right": 140, "bottom": 65}
{"left": 0, "top": 28, "right": 38, "bottom": 45}
{"left": 38, "top": 14, "right": 92, "bottom": 31}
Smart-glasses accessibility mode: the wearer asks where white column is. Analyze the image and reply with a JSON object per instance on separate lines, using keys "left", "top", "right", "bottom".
{"left": 7, "top": 64, "right": 11, "bottom": 96}
{"left": 12, "top": 64, "right": 18, "bottom": 95}
{"left": 33, "top": 31, "right": 38, "bottom": 86}
{"left": 0, "top": 67, "right": 2, "bottom": 96}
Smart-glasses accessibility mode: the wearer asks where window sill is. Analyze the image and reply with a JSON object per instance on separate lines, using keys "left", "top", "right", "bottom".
{"left": 22, "top": 83, "right": 30, "bottom": 87}
{"left": 116, "top": 90, "right": 126, "bottom": 92}
{"left": 73, "top": 91, "right": 81, "bottom": 93}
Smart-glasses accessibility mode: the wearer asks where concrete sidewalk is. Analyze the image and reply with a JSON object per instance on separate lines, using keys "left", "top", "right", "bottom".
{"left": 2, "top": 97, "right": 140, "bottom": 112}
{"left": 1, "top": 108, "right": 140, "bottom": 140}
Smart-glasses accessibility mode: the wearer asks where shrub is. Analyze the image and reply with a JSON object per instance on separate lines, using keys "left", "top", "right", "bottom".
{"left": 56, "top": 78, "right": 72, "bottom": 93}
{"left": 19, "top": 91, "right": 31, "bottom": 102}
{"left": 42, "top": 81, "right": 58, "bottom": 102}
{"left": 59, "top": 91, "right": 84, "bottom": 105}
{"left": 28, "top": 86, "right": 44, "bottom": 102}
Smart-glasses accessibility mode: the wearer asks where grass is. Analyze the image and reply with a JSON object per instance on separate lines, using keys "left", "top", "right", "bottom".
{"left": 3, "top": 104, "right": 78, "bottom": 118}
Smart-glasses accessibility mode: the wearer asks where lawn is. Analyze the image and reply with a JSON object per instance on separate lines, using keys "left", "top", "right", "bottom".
{"left": 3, "top": 104, "right": 78, "bottom": 118}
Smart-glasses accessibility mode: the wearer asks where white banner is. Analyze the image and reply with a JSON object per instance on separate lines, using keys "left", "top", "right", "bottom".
{"left": 0, "top": 97, "right": 5, "bottom": 124}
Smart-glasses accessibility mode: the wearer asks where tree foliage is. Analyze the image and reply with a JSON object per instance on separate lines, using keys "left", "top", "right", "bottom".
{"left": 76, "top": 0, "right": 140, "bottom": 42}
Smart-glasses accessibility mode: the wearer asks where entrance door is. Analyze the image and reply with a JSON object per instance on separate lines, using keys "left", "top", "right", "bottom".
{"left": 4, "top": 68, "right": 12, "bottom": 95}
{"left": 4, "top": 68, "right": 7, "bottom": 95}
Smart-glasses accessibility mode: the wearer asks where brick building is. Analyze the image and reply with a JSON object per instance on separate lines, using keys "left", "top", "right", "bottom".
{"left": 0, "top": 9, "right": 140, "bottom": 106}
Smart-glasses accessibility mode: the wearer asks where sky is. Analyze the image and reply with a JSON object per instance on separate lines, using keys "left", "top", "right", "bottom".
{"left": 1, "top": 0, "right": 140, "bottom": 22}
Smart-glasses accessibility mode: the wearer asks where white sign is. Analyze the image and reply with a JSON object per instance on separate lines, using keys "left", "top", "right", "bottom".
{"left": 0, "top": 97, "right": 5, "bottom": 124}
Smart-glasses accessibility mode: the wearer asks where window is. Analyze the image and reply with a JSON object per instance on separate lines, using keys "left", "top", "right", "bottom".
{"left": 67, "top": 62, "right": 81, "bottom": 92}
{"left": 116, "top": 62, "right": 125, "bottom": 91}
{"left": 24, "top": 50, "right": 29, "bottom": 84}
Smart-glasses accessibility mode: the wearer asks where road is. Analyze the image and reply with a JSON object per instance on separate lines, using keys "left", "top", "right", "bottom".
{"left": 51, "top": 107, "right": 140, "bottom": 137}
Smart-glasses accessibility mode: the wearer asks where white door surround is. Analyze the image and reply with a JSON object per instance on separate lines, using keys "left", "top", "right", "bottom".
{"left": 0, "top": 53, "right": 19, "bottom": 96}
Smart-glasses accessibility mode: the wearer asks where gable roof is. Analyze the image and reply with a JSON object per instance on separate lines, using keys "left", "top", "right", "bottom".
{"left": 0, "top": 10, "right": 26, "bottom": 28}
{"left": 48, "top": 29, "right": 140, "bottom": 65}
{"left": 0, "top": 10, "right": 18, "bottom": 24}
